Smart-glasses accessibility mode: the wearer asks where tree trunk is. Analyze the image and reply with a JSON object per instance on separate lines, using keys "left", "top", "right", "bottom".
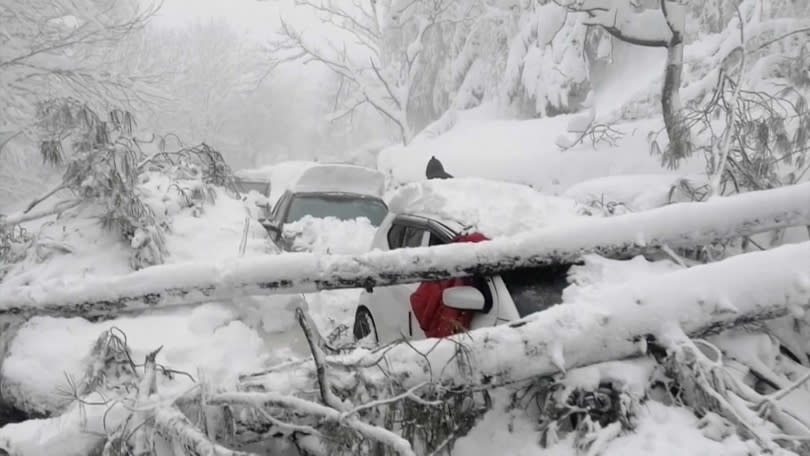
{"left": 1, "top": 183, "right": 809, "bottom": 319}
{"left": 660, "top": 0, "right": 689, "bottom": 166}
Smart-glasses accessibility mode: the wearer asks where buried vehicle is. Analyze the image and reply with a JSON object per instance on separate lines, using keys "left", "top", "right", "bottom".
{"left": 264, "top": 163, "right": 388, "bottom": 251}
{"left": 234, "top": 169, "right": 273, "bottom": 224}
{"left": 352, "top": 177, "right": 587, "bottom": 344}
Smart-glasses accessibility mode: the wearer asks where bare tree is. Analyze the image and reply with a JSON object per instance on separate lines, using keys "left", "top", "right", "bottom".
{"left": 266, "top": 0, "right": 472, "bottom": 144}
{"left": 0, "top": 0, "right": 162, "bottom": 149}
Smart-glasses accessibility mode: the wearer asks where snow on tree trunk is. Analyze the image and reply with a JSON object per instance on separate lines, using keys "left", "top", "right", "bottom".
{"left": 660, "top": 0, "right": 689, "bottom": 164}
{"left": 0, "top": 183, "right": 808, "bottom": 318}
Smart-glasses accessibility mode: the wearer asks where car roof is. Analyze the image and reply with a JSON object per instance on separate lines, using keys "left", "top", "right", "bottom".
{"left": 291, "top": 164, "right": 385, "bottom": 197}
{"left": 386, "top": 178, "right": 585, "bottom": 239}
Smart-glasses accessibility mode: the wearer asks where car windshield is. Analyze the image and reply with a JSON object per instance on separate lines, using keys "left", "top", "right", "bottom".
{"left": 237, "top": 180, "right": 269, "bottom": 196}
{"left": 285, "top": 194, "right": 388, "bottom": 226}
{"left": 500, "top": 264, "right": 571, "bottom": 318}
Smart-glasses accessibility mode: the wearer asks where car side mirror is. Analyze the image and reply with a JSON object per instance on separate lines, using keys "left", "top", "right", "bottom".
{"left": 443, "top": 286, "right": 486, "bottom": 311}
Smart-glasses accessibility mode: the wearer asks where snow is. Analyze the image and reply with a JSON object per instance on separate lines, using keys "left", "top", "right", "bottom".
{"left": 564, "top": 254, "right": 682, "bottom": 303}
{"left": 291, "top": 163, "right": 386, "bottom": 197}
{"left": 563, "top": 174, "right": 708, "bottom": 213}
{"left": 453, "top": 391, "right": 752, "bottom": 456}
{"left": 387, "top": 177, "right": 586, "bottom": 238}
{"left": 379, "top": 116, "right": 705, "bottom": 194}
{"left": 1, "top": 306, "right": 271, "bottom": 415}
{"left": 0, "top": 177, "right": 311, "bottom": 416}
{"left": 282, "top": 215, "right": 377, "bottom": 254}
{"left": 233, "top": 160, "right": 317, "bottom": 205}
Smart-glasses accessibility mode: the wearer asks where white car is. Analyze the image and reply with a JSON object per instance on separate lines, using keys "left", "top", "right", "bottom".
{"left": 352, "top": 178, "right": 586, "bottom": 344}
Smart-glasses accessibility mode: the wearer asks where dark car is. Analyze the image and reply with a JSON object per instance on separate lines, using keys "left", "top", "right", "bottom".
{"left": 263, "top": 164, "right": 388, "bottom": 250}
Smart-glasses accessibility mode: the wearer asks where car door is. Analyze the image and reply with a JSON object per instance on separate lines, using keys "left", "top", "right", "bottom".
{"left": 367, "top": 216, "right": 430, "bottom": 342}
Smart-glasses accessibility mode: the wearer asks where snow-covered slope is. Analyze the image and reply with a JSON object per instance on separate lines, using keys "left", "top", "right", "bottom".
{"left": 378, "top": 115, "right": 704, "bottom": 194}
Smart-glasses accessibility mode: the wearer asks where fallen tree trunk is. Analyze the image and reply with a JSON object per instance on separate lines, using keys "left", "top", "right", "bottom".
{"left": 1, "top": 183, "right": 809, "bottom": 319}
{"left": 243, "top": 241, "right": 810, "bottom": 393}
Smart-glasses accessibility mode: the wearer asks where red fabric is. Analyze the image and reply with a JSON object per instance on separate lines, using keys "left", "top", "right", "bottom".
{"left": 410, "top": 233, "right": 490, "bottom": 338}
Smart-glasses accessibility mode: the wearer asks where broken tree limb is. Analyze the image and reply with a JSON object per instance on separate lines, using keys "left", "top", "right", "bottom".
{"left": 153, "top": 406, "right": 256, "bottom": 456}
{"left": 1, "top": 183, "right": 809, "bottom": 318}
{"left": 209, "top": 392, "right": 416, "bottom": 456}
{"left": 0, "top": 199, "right": 80, "bottom": 227}
{"left": 244, "top": 241, "right": 810, "bottom": 394}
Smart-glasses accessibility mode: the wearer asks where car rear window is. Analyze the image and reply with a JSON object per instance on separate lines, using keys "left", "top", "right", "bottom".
{"left": 500, "top": 264, "right": 571, "bottom": 317}
{"left": 236, "top": 180, "right": 269, "bottom": 196}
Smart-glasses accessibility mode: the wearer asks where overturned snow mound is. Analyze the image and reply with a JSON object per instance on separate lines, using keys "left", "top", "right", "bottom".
{"left": 283, "top": 215, "right": 377, "bottom": 254}
{"left": 388, "top": 178, "right": 585, "bottom": 238}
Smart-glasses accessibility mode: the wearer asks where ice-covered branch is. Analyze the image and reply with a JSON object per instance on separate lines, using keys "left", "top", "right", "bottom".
{"left": 1, "top": 183, "right": 809, "bottom": 317}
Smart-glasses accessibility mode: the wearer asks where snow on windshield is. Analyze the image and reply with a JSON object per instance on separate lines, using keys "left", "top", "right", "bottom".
{"left": 282, "top": 215, "right": 377, "bottom": 254}
{"left": 285, "top": 194, "right": 388, "bottom": 226}
{"left": 387, "top": 177, "right": 586, "bottom": 238}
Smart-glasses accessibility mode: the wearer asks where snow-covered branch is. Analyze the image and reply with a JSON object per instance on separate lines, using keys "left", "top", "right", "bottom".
{"left": 1, "top": 183, "right": 808, "bottom": 317}
{"left": 248, "top": 240, "right": 810, "bottom": 392}
{"left": 211, "top": 391, "right": 417, "bottom": 456}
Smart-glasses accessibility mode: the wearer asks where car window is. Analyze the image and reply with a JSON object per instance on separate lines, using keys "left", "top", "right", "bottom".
{"left": 401, "top": 226, "right": 425, "bottom": 248}
{"left": 429, "top": 232, "right": 445, "bottom": 246}
{"left": 236, "top": 180, "right": 270, "bottom": 196}
{"left": 388, "top": 222, "right": 428, "bottom": 249}
{"left": 285, "top": 194, "right": 388, "bottom": 226}
{"left": 499, "top": 264, "right": 571, "bottom": 317}
{"left": 387, "top": 224, "right": 406, "bottom": 249}
{"left": 272, "top": 192, "right": 289, "bottom": 219}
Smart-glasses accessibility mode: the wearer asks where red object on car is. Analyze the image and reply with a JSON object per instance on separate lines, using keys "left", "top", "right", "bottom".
{"left": 409, "top": 233, "right": 489, "bottom": 338}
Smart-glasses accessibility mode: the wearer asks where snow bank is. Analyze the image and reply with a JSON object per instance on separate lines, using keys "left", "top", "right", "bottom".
{"left": 387, "top": 178, "right": 585, "bottom": 238}
{"left": 378, "top": 116, "right": 704, "bottom": 193}
{"left": 563, "top": 174, "right": 708, "bottom": 213}
{"left": 282, "top": 216, "right": 377, "bottom": 254}
{"left": 453, "top": 390, "right": 750, "bottom": 456}
{"left": 1, "top": 304, "right": 269, "bottom": 415}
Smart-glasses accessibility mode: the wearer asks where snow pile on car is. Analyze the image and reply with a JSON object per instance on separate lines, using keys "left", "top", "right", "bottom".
{"left": 291, "top": 163, "right": 386, "bottom": 197}
{"left": 387, "top": 177, "right": 586, "bottom": 238}
{"left": 233, "top": 160, "right": 317, "bottom": 205}
{"left": 282, "top": 215, "right": 377, "bottom": 254}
